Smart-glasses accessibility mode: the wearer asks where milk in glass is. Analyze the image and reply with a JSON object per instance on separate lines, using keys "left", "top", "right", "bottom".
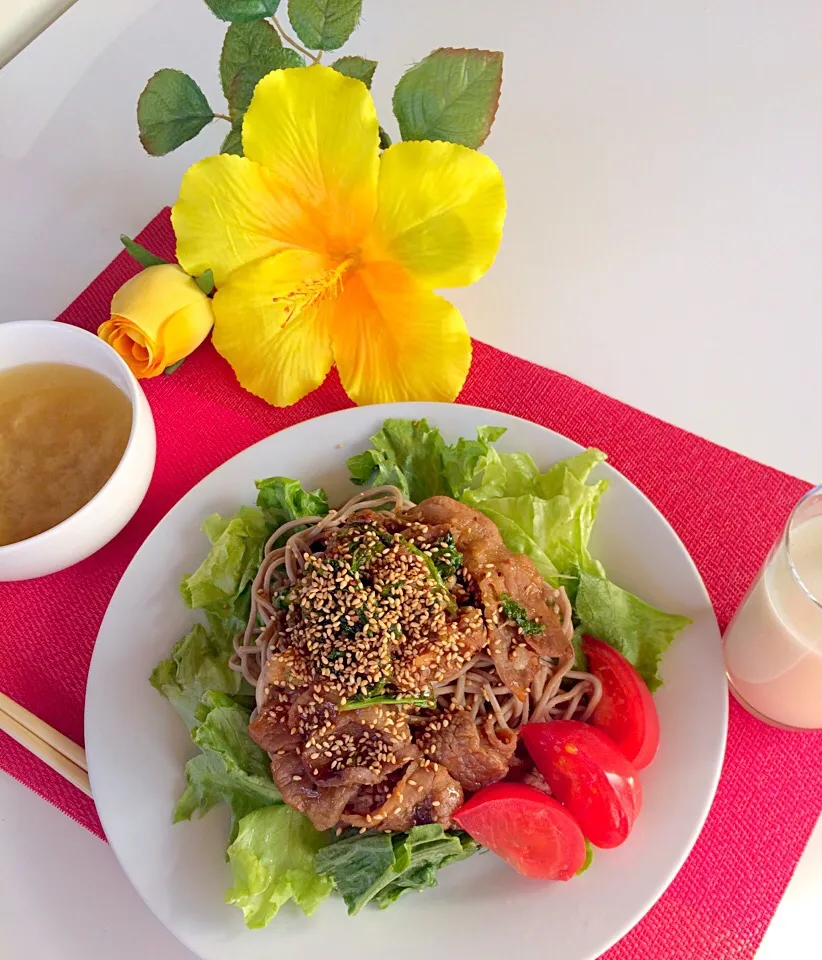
{"left": 724, "top": 510, "right": 822, "bottom": 729}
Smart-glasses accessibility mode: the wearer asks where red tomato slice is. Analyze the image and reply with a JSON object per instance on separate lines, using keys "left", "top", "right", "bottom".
{"left": 521, "top": 720, "right": 642, "bottom": 849}
{"left": 453, "top": 782, "right": 587, "bottom": 880}
{"left": 583, "top": 634, "right": 660, "bottom": 769}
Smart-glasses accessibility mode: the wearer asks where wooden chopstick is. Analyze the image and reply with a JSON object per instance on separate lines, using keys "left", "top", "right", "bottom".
{"left": 0, "top": 692, "right": 91, "bottom": 797}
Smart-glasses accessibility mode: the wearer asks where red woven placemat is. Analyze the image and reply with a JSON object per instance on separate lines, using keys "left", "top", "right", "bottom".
{"left": 1, "top": 209, "right": 820, "bottom": 959}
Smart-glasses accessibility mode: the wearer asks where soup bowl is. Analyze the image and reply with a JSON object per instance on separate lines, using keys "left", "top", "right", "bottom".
{"left": 0, "top": 320, "right": 156, "bottom": 581}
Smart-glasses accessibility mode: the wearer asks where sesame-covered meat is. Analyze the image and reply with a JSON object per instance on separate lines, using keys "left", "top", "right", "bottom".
{"left": 340, "top": 758, "right": 463, "bottom": 832}
{"left": 405, "top": 497, "right": 571, "bottom": 700}
{"left": 418, "top": 707, "right": 516, "bottom": 793}
{"left": 250, "top": 497, "right": 571, "bottom": 833}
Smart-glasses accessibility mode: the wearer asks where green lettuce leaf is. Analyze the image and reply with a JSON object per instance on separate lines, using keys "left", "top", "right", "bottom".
{"left": 149, "top": 620, "right": 241, "bottom": 728}
{"left": 463, "top": 447, "right": 608, "bottom": 587}
{"left": 347, "top": 418, "right": 504, "bottom": 503}
{"left": 180, "top": 505, "right": 268, "bottom": 621}
{"left": 315, "top": 825, "right": 478, "bottom": 915}
{"left": 374, "top": 827, "right": 478, "bottom": 909}
{"left": 575, "top": 571, "right": 692, "bottom": 691}
{"left": 174, "top": 691, "right": 282, "bottom": 841}
{"left": 226, "top": 805, "right": 333, "bottom": 928}
{"left": 440, "top": 425, "right": 507, "bottom": 498}
{"left": 314, "top": 832, "right": 395, "bottom": 914}
{"left": 347, "top": 418, "right": 450, "bottom": 502}
{"left": 255, "top": 476, "right": 329, "bottom": 531}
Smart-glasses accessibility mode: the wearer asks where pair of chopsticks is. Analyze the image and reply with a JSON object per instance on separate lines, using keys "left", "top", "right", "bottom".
{"left": 0, "top": 690, "right": 91, "bottom": 797}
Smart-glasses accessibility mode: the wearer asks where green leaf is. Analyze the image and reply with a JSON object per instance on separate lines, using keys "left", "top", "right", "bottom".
{"left": 174, "top": 691, "right": 282, "bottom": 842}
{"left": 463, "top": 447, "right": 610, "bottom": 588}
{"left": 315, "top": 832, "right": 395, "bottom": 914}
{"left": 164, "top": 359, "right": 186, "bottom": 375}
{"left": 571, "top": 625, "right": 588, "bottom": 671}
{"left": 378, "top": 125, "right": 392, "bottom": 150}
{"left": 205, "top": 0, "right": 281, "bottom": 23}
{"left": 195, "top": 268, "right": 215, "bottom": 295}
{"left": 226, "top": 806, "right": 333, "bottom": 928}
{"left": 315, "top": 825, "right": 477, "bottom": 915}
{"left": 347, "top": 418, "right": 450, "bottom": 503}
{"left": 120, "top": 234, "right": 168, "bottom": 268}
{"left": 227, "top": 48, "right": 304, "bottom": 121}
{"left": 149, "top": 620, "right": 242, "bottom": 728}
{"left": 137, "top": 69, "right": 214, "bottom": 157}
{"left": 331, "top": 55, "right": 377, "bottom": 88}
{"left": 220, "top": 19, "right": 281, "bottom": 98}
{"left": 374, "top": 828, "right": 478, "bottom": 909}
{"left": 392, "top": 47, "right": 503, "bottom": 148}
{"left": 346, "top": 419, "right": 504, "bottom": 503}
{"left": 254, "top": 476, "right": 329, "bottom": 532}
{"left": 179, "top": 505, "right": 268, "bottom": 621}
{"left": 575, "top": 571, "right": 692, "bottom": 692}
{"left": 288, "top": 0, "right": 362, "bottom": 51}
{"left": 221, "top": 121, "right": 244, "bottom": 156}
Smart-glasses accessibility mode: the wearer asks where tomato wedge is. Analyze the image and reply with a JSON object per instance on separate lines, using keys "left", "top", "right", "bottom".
{"left": 520, "top": 721, "right": 642, "bottom": 849}
{"left": 453, "top": 782, "right": 587, "bottom": 880}
{"left": 583, "top": 634, "right": 660, "bottom": 769}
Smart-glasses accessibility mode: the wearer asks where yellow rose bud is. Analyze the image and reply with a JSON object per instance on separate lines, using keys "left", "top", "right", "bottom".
{"left": 98, "top": 263, "right": 214, "bottom": 378}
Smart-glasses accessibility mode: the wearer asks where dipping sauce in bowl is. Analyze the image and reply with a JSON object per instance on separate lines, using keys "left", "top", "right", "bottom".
{"left": 0, "top": 363, "right": 133, "bottom": 546}
{"left": 0, "top": 321, "right": 156, "bottom": 582}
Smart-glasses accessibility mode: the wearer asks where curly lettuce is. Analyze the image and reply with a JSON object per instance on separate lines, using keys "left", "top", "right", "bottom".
{"left": 226, "top": 805, "right": 333, "bottom": 928}
{"left": 173, "top": 691, "right": 282, "bottom": 841}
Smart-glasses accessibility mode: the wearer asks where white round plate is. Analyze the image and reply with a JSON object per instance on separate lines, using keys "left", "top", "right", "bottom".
{"left": 86, "top": 402, "right": 727, "bottom": 960}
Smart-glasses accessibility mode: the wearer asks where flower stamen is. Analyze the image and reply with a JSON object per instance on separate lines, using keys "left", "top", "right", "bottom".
{"left": 277, "top": 256, "right": 356, "bottom": 327}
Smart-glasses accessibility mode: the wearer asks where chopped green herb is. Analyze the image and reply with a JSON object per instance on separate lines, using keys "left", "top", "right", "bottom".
{"left": 428, "top": 533, "right": 463, "bottom": 580}
{"left": 339, "top": 694, "right": 435, "bottom": 712}
{"left": 273, "top": 588, "right": 291, "bottom": 610}
{"left": 499, "top": 594, "right": 545, "bottom": 636}
{"left": 381, "top": 580, "right": 406, "bottom": 597}
{"left": 400, "top": 538, "right": 456, "bottom": 612}
{"left": 327, "top": 649, "right": 344, "bottom": 662}
{"left": 351, "top": 540, "right": 384, "bottom": 573}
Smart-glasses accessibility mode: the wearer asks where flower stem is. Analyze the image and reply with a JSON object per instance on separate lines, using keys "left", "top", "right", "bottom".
{"left": 271, "top": 16, "right": 320, "bottom": 63}
{"left": 214, "top": 113, "right": 231, "bottom": 122}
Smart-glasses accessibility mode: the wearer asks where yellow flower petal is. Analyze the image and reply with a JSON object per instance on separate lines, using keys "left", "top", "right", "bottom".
{"left": 172, "top": 155, "right": 316, "bottom": 285}
{"left": 109, "top": 264, "right": 206, "bottom": 338}
{"left": 243, "top": 66, "right": 380, "bottom": 255}
{"left": 330, "top": 262, "right": 471, "bottom": 405}
{"left": 362, "top": 140, "right": 506, "bottom": 288}
{"left": 212, "top": 250, "right": 337, "bottom": 406}
{"left": 157, "top": 298, "right": 216, "bottom": 366}
{"left": 99, "top": 320, "right": 165, "bottom": 378}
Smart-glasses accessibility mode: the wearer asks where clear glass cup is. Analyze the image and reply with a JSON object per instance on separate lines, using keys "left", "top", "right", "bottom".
{"left": 723, "top": 484, "right": 822, "bottom": 730}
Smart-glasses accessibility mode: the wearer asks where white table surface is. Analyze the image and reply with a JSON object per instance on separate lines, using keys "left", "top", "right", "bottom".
{"left": 1, "top": 1, "right": 820, "bottom": 957}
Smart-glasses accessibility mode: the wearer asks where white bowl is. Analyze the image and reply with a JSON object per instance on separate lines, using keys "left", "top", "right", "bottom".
{"left": 0, "top": 320, "right": 156, "bottom": 581}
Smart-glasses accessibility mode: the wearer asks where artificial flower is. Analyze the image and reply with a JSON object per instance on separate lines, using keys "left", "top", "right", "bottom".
{"left": 98, "top": 264, "right": 214, "bottom": 378}
{"left": 171, "top": 65, "right": 506, "bottom": 406}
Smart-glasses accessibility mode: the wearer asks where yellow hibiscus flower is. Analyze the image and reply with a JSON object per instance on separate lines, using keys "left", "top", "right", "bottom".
{"left": 171, "top": 65, "right": 506, "bottom": 407}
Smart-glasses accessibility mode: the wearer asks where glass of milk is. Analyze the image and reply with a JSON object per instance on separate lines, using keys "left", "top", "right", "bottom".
{"left": 723, "top": 486, "right": 822, "bottom": 729}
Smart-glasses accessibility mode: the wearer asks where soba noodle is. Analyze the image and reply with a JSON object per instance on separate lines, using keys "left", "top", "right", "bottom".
{"left": 230, "top": 486, "right": 602, "bottom": 736}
